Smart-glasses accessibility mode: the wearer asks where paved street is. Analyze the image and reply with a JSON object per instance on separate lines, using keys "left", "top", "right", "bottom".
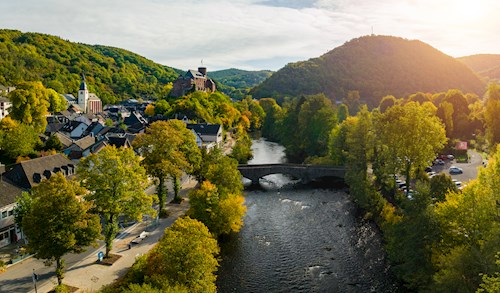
{"left": 0, "top": 179, "right": 196, "bottom": 293}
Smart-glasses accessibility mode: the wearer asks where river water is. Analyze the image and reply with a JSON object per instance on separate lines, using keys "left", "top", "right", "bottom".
{"left": 217, "top": 138, "right": 398, "bottom": 292}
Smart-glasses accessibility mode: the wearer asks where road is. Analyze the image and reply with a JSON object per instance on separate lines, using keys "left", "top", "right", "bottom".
{"left": 0, "top": 176, "right": 193, "bottom": 293}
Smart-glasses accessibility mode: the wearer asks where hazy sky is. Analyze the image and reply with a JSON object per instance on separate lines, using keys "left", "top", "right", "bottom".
{"left": 0, "top": 0, "right": 498, "bottom": 71}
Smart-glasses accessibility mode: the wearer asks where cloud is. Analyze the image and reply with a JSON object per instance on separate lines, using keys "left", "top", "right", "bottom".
{"left": 0, "top": 0, "right": 498, "bottom": 71}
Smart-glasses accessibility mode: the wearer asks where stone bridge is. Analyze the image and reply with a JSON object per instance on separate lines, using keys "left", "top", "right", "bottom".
{"left": 237, "top": 164, "right": 346, "bottom": 186}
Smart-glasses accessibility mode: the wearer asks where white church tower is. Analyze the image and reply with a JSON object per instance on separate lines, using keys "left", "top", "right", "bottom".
{"left": 78, "top": 73, "right": 89, "bottom": 112}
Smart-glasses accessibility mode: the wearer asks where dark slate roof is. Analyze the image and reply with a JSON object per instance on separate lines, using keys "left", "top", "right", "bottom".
{"left": 0, "top": 179, "right": 23, "bottom": 207}
{"left": 61, "top": 94, "right": 77, "bottom": 103}
{"left": 106, "top": 135, "right": 131, "bottom": 148}
{"left": 186, "top": 70, "right": 205, "bottom": 79}
{"left": 46, "top": 122, "right": 64, "bottom": 134}
{"left": 0, "top": 96, "right": 10, "bottom": 103}
{"left": 80, "top": 81, "right": 87, "bottom": 91}
{"left": 61, "top": 121, "right": 84, "bottom": 132}
{"left": 85, "top": 122, "right": 104, "bottom": 136}
{"left": 186, "top": 123, "right": 222, "bottom": 136}
{"left": 3, "top": 154, "right": 75, "bottom": 190}
{"left": 124, "top": 112, "right": 147, "bottom": 126}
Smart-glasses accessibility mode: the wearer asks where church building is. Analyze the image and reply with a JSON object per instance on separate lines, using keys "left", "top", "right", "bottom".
{"left": 77, "top": 74, "right": 102, "bottom": 113}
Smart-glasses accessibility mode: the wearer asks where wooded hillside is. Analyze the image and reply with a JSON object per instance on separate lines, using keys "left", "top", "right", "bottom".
{"left": 459, "top": 54, "right": 500, "bottom": 82}
{"left": 0, "top": 29, "right": 179, "bottom": 104}
{"left": 251, "top": 35, "right": 485, "bottom": 106}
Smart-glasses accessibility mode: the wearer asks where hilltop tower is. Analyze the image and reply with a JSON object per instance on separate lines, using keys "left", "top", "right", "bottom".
{"left": 78, "top": 73, "right": 89, "bottom": 112}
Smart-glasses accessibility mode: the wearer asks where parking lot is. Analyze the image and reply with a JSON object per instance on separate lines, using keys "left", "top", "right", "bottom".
{"left": 431, "top": 150, "right": 483, "bottom": 184}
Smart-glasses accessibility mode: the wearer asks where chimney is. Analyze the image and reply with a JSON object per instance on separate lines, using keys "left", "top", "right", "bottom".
{"left": 198, "top": 67, "right": 207, "bottom": 76}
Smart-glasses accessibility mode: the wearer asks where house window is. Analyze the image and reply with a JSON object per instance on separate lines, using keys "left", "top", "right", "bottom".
{"left": 0, "top": 231, "right": 8, "bottom": 240}
{"left": 1, "top": 211, "right": 7, "bottom": 218}
{"left": 8, "top": 210, "right": 13, "bottom": 216}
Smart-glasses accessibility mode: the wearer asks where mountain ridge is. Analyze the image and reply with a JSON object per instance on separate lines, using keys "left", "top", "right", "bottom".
{"left": 251, "top": 35, "right": 485, "bottom": 106}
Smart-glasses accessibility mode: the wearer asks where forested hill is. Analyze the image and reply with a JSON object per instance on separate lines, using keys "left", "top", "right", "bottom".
{"left": 458, "top": 54, "right": 500, "bottom": 82}
{"left": 251, "top": 35, "right": 485, "bottom": 106}
{"left": 210, "top": 68, "right": 273, "bottom": 99}
{"left": 0, "top": 29, "right": 179, "bottom": 104}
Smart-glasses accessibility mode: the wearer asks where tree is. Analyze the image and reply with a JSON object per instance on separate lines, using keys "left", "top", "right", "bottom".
{"left": 188, "top": 181, "right": 246, "bottom": 236}
{"left": 77, "top": 145, "right": 154, "bottom": 257}
{"left": 343, "top": 90, "right": 361, "bottom": 115}
{"left": 484, "top": 83, "right": 500, "bottom": 148}
{"left": 375, "top": 102, "right": 447, "bottom": 195}
{"left": 144, "top": 104, "right": 155, "bottom": 117}
{"left": 7, "top": 81, "right": 50, "bottom": 132}
{"left": 204, "top": 155, "right": 243, "bottom": 197}
{"left": 297, "top": 94, "right": 338, "bottom": 158}
{"left": 22, "top": 173, "right": 101, "bottom": 286}
{"left": 145, "top": 217, "right": 219, "bottom": 293}
{"left": 134, "top": 120, "right": 200, "bottom": 208}
{"left": 0, "top": 117, "right": 39, "bottom": 161}
{"left": 429, "top": 173, "right": 457, "bottom": 202}
{"left": 47, "top": 88, "right": 67, "bottom": 114}
{"left": 154, "top": 100, "right": 170, "bottom": 116}
{"left": 44, "top": 134, "right": 63, "bottom": 151}
{"left": 337, "top": 103, "right": 349, "bottom": 123}
{"left": 432, "top": 146, "right": 500, "bottom": 291}
{"left": 437, "top": 101, "right": 454, "bottom": 138}
{"left": 379, "top": 95, "right": 397, "bottom": 112}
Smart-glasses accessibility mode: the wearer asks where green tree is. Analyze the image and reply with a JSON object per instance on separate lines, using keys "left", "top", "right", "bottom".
{"left": 154, "top": 100, "right": 170, "bottom": 116}
{"left": 297, "top": 94, "right": 338, "bottom": 158}
{"left": 47, "top": 88, "right": 67, "bottom": 114}
{"left": 433, "top": 145, "right": 500, "bottom": 291}
{"left": 204, "top": 155, "right": 243, "bottom": 196}
{"left": 437, "top": 101, "right": 454, "bottom": 138}
{"left": 22, "top": 173, "right": 101, "bottom": 286}
{"left": 44, "top": 134, "right": 63, "bottom": 151}
{"left": 343, "top": 90, "right": 361, "bottom": 115}
{"left": 134, "top": 120, "right": 200, "bottom": 208}
{"left": 0, "top": 117, "right": 39, "bottom": 161}
{"left": 430, "top": 173, "right": 458, "bottom": 202}
{"left": 7, "top": 81, "right": 50, "bottom": 132}
{"left": 484, "top": 83, "right": 500, "bottom": 148}
{"left": 376, "top": 102, "right": 447, "bottom": 195}
{"left": 379, "top": 95, "right": 397, "bottom": 112}
{"left": 145, "top": 217, "right": 219, "bottom": 293}
{"left": 77, "top": 145, "right": 154, "bottom": 257}
{"left": 188, "top": 181, "right": 246, "bottom": 236}
{"left": 337, "top": 103, "right": 349, "bottom": 123}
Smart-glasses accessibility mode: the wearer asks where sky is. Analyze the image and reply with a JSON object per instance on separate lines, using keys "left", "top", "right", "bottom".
{"left": 0, "top": 0, "right": 499, "bottom": 71}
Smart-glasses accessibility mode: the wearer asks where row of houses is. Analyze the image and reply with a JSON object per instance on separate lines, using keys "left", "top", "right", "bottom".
{"left": 0, "top": 69, "right": 224, "bottom": 248}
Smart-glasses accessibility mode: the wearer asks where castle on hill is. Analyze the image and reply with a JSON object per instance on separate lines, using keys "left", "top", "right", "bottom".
{"left": 171, "top": 66, "right": 216, "bottom": 98}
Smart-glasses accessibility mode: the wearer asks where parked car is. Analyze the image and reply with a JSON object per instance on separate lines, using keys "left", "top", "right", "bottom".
{"left": 449, "top": 166, "right": 463, "bottom": 174}
{"left": 434, "top": 159, "right": 445, "bottom": 165}
{"left": 425, "top": 166, "right": 433, "bottom": 172}
{"left": 447, "top": 154, "right": 455, "bottom": 160}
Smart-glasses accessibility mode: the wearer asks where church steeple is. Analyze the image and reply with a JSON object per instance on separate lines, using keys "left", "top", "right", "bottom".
{"left": 78, "top": 73, "right": 89, "bottom": 112}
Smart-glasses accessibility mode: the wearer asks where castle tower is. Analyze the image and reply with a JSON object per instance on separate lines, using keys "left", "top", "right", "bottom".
{"left": 78, "top": 73, "right": 89, "bottom": 113}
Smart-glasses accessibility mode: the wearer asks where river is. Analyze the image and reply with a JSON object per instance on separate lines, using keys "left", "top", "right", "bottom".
{"left": 217, "top": 138, "right": 399, "bottom": 292}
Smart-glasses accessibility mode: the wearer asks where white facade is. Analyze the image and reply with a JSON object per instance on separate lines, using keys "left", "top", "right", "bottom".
{"left": 0, "top": 97, "right": 12, "bottom": 120}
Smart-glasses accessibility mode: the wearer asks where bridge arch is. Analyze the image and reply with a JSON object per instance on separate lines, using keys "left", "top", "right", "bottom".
{"left": 237, "top": 164, "right": 346, "bottom": 187}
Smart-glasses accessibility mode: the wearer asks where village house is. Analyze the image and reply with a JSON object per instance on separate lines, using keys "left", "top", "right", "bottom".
{"left": 170, "top": 67, "right": 216, "bottom": 98}
{"left": 186, "top": 123, "right": 223, "bottom": 149}
{"left": 0, "top": 177, "right": 23, "bottom": 248}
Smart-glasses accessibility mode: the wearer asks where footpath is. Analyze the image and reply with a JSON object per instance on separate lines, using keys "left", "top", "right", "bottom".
{"left": 31, "top": 180, "right": 196, "bottom": 293}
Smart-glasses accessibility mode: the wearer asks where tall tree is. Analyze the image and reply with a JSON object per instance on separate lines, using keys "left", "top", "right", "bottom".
{"left": 188, "top": 181, "right": 246, "bottom": 236}
{"left": 134, "top": 120, "right": 200, "bottom": 208}
{"left": 7, "top": 81, "right": 50, "bottom": 132}
{"left": 77, "top": 145, "right": 154, "bottom": 257}
{"left": 484, "top": 83, "right": 500, "bottom": 148}
{"left": 376, "top": 102, "right": 447, "bottom": 195}
{"left": 22, "top": 173, "right": 100, "bottom": 286}
{"left": 47, "top": 88, "right": 67, "bottom": 114}
{"left": 145, "top": 217, "right": 219, "bottom": 293}
{"left": 0, "top": 117, "right": 39, "bottom": 161}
